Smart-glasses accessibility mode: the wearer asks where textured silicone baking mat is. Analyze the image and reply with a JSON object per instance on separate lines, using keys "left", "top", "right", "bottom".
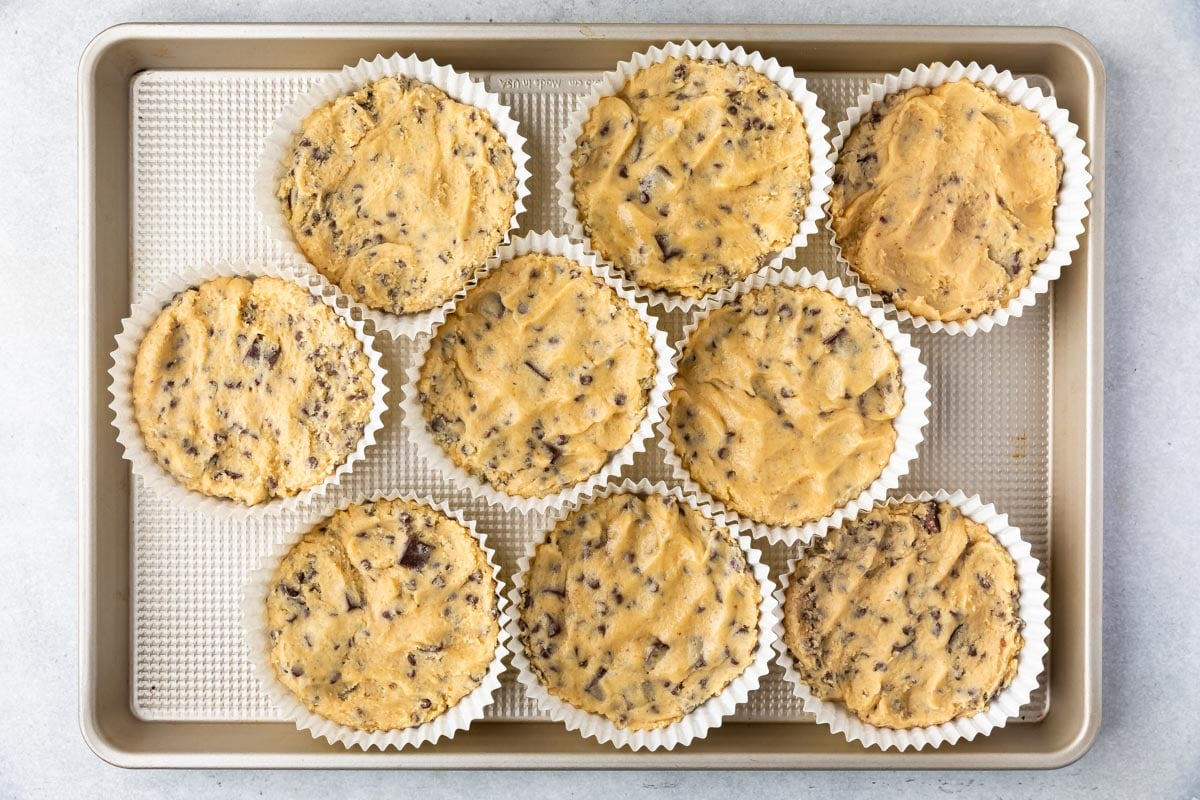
{"left": 129, "top": 69, "right": 1051, "bottom": 723}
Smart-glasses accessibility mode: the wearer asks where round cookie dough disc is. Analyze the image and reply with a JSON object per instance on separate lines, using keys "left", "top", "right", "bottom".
{"left": 829, "top": 79, "right": 1063, "bottom": 323}
{"left": 267, "top": 499, "right": 501, "bottom": 732}
{"left": 418, "top": 252, "right": 657, "bottom": 499}
{"left": 570, "top": 57, "right": 812, "bottom": 298}
{"left": 131, "top": 275, "right": 375, "bottom": 505}
{"left": 277, "top": 75, "right": 519, "bottom": 315}
{"left": 521, "top": 492, "right": 761, "bottom": 730}
{"left": 782, "top": 500, "right": 1024, "bottom": 729}
{"left": 668, "top": 284, "right": 901, "bottom": 528}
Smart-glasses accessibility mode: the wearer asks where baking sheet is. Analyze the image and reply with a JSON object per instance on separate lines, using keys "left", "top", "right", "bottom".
{"left": 80, "top": 23, "right": 1102, "bottom": 768}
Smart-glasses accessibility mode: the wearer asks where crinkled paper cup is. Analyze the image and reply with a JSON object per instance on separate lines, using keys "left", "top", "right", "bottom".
{"left": 826, "top": 61, "right": 1092, "bottom": 335}
{"left": 505, "top": 478, "right": 780, "bottom": 750}
{"left": 256, "top": 52, "right": 532, "bottom": 339}
{"left": 658, "top": 266, "right": 930, "bottom": 546}
{"left": 557, "top": 40, "right": 833, "bottom": 312}
{"left": 242, "top": 492, "right": 510, "bottom": 750}
{"left": 400, "top": 231, "right": 675, "bottom": 515}
{"left": 108, "top": 261, "right": 388, "bottom": 521}
{"left": 772, "top": 490, "right": 1051, "bottom": 751}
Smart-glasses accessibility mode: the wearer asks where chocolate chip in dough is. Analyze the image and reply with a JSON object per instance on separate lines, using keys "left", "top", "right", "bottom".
{"left": 822, "top": 328, "right": 847, "bottom": 347}
{"left": 644, "top": 637, "right": 671, "bottom": 670}
{"left": 524, "top": 360, "right": 552, "bottom": 382}
{"left": 923, "top": 502, "right": 941, "bottom": 534}
{"left": 399, "top": 537, "right": 434, "bottom": 569}
{"left": 584, "top": 667, "right": 608, "bottom": 700}
{"left": 653, "top": 233, "right": 684, "bottom": 262}
{"left": 478, "top": 291, "right": 507, "bottom": 319}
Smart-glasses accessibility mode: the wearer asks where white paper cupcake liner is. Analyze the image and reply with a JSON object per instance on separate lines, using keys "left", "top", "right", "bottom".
{"left": 505, "top": 478, "right": 779, "bottom": 751}
{"left": 658, "top": 266, "right": 930, "bottom": 546}
{"left": 241, "top": 492, "right": 510, "bottom": 750}
{"left": 108, "top": 261, "right": 388, "bottom": 521}
{"left": 826, "top": 61, "right": 1093, "bottom": 335}
{"left": 256, "top": 52, "right": 533, "bottom": 340}
{"left": 400, "top": 231, "right": 675, "bottom": 515}
{"left": 557, "top": 40, "right": 833, "bottom": 312}
{"left": 772, "top": 490, "right": 1050, "bottom": 751}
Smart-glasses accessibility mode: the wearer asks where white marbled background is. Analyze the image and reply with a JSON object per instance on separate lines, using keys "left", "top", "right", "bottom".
{"left": 1, "top": 0, "right": 1197, "bottom": 797}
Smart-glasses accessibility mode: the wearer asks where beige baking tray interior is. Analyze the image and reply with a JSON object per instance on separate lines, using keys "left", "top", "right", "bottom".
{"left": 80, "top": 24, "right": 1103, "bottom": 769}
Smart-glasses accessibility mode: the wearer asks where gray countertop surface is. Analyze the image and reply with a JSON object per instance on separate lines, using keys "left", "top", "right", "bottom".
{"left": 3, "top": 1, "right": 1197, "bottom": 797}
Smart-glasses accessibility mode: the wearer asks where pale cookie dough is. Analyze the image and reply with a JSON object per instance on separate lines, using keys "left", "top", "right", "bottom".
{"left": 267, "top": 499, "right": 500, "bottom": 732}
{"left": 521, "top": 492, "right": 761, "bottom": 730}
{"left": 131, "top": 275, "right": 374, "bottom": 505}
{"left": 829, "top": 79, "right": 1063, "bottom": 323}
{"left": 277, "top": 75, "right": 518, "bottom": 315}
{"left": 668, "top": 284, "right": 901, "bottom": 528}
{"left": 783, "top": 500, "right": 1024, "bottom": 729}
{"left": 570, "top": 57, "right": 812, "bottom": 298}
{"left": 418, "top": 253, "right": 656, "bottom": 498}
